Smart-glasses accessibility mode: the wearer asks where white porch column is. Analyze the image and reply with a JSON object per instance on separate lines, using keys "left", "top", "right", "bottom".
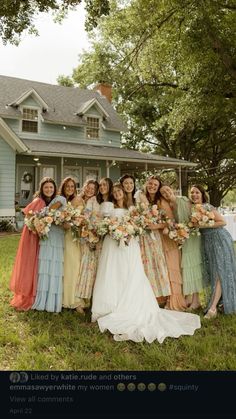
{"left": 145, "top": 163, "right": 148, "bottom": 173}
{"left": 61, "top": 157, "right": 64, "bottom": 182}
{"left": 178, "top": 166, "right": 182, "bottom": 196}
{"left": 106, "top": 160, "right": 110, "bottom": 177}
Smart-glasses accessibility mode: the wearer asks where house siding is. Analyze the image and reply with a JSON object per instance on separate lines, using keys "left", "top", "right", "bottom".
{"left": 5, "top": 116, "right": 121, "bottom": 147}
{"left": 0, "top": 137, "right": 15, "bottom": 214}
{"left": 22, "top": 97, "right": 40, "bottom": 107}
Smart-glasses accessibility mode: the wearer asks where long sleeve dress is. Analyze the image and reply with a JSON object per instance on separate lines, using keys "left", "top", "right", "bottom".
{"left": 32, "top": 195, "right": 67, "bottom": 313}
{"left": 10, "top": 197, "right": 45, "bottom": 310}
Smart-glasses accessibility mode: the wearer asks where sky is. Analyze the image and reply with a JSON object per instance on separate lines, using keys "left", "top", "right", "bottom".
{"left": 0, "top": 4, "right": 90, "bottom": 85}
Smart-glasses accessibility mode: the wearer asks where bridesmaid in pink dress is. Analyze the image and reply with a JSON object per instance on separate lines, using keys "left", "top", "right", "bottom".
{"left": 10, "top": 177, "right": 57, "bottom": 310}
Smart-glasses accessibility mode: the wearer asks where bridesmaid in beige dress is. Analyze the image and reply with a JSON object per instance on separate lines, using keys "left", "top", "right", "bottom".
{"left": 135, "top": 176, "right": 171, "bottom": 305}
{"left": 59, "top": 177, "right": 84, "bottom": 310}
{"left": 75, "top": 179, "right": 100, "bottom": 314}
{"left": 159, "top": 185, "right": 187, "bottom": 311}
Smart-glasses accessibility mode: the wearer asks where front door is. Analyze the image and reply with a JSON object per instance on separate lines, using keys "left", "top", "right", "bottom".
{"left": 16, "top": 164, "right": 35, "bottom": 207}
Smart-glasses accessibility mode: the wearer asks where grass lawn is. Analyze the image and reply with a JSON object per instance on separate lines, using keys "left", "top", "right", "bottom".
{"left": 1, "top": 235, "right": 236, "bottom": 371}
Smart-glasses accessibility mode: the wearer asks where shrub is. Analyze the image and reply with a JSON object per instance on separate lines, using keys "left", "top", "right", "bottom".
{"left": 0, "top": 219, "right": 16, "bottom": 232}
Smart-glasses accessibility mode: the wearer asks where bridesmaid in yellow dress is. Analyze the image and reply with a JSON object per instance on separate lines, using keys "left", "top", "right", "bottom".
{"left": 59, "top": 177, "right": 84, "bottom": 310}
{"left": 159, "top": 185, "right": 187, "bottom": 311}
{"left": 135, "top": 176, "right": 171, "bottom": 305}
{"left": 75, "top": 179, "right": 100, "bottom": 314}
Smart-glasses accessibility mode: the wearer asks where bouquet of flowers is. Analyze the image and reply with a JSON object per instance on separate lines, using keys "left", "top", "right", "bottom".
{"left": 188, "top": 204, "right": 215, "bottom": 229}
{"left": 80, "top": 211, "right": 101, "bottom": 249}
{"left": 24, "top": 203, "right": 85, "bottom": 240}
{"left": 128, "top": 203, "right": 167, "bottom": 231}
{"left": 24, "top": 208, "right": 54, "bottom": 240}
{"left": 163, "top": 219, "right": 190, "bottom": 248}
{"left": 95, "top": 216, "right": 111, "bottom": 238}
{"left": 60, "top": 202, "right": 85, "bottom": 241}
{"left": 104, "top": 213, "right": 144, "bottom": 246}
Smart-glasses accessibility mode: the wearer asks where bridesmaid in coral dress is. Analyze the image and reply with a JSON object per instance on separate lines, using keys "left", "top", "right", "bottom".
{"left": 10, "top": 177, "right": 57, "bottom": 310}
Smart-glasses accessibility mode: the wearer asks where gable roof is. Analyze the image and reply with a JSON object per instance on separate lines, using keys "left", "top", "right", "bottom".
{"left": 0, "top": 117, "right": 28, "bottom": 152}
{"left": 0, "top": 75, "right": 127, "bottom": 132}
{"left": 76, "top": 98, "right": 109, "bottom": 118}
{"left": 8, "top": 88, "right": 49, "bottom": 110}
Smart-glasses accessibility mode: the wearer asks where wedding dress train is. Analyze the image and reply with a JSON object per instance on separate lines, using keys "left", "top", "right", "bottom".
{"left": 92, "top": 208, "right": 201, "bottom": 343}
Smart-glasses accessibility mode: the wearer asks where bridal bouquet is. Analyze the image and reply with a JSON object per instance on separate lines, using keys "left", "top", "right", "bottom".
{"left": 106, "top": 213, "right": 144, "bottom": 246}
{"left": 163, "top": 220, "right": 190, "bottom": 248}
{"left": 188, "top": 204, "right": 215, "bottom": 228}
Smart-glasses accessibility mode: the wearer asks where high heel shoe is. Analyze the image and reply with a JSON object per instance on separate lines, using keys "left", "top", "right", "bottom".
{"left": 204, "top": 308, "right": 217, "bottom": 319}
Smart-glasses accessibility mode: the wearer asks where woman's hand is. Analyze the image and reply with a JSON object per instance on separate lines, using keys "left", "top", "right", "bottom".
{"left": 146, "top": 222, "right": 164, "bottom": 230}
{"left": 63, "top": 222, "right": 71, "bottom": 230}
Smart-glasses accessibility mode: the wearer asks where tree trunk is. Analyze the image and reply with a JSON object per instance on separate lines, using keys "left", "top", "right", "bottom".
{"left": 180, "top": 168, "right": 189, "bottom": 198}
{"left": 208, "top": 185, "right": 223, "bottom": 207}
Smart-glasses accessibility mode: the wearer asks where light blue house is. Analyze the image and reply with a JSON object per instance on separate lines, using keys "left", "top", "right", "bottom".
{"left": 0, "top": 75, "right": 195, "bottom": 220}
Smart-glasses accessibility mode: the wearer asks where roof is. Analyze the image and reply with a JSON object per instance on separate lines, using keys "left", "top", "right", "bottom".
{"left": 0, "top": 75, "right": 127, "bottom": 132}
{"left": 0, "top": 117, "right": 27, "bottom": 153}
{"left": 21, "top": 139, "right": 197, "bottom": 168}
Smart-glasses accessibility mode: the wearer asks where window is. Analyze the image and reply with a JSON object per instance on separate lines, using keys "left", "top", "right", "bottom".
{"left": 83, "top": 167, "right": 101, "bottom": 182}
{"left": 40, "top": 166, "right": 56, "bottom": 179}
{"left": 86, "top": 117, "right": 99, "bottom": 139}
{"left": 64, "top": 166, "right": 82, "bottom": 191}
{"left": 22, "top": 108, "right": 38, "bottom": 133}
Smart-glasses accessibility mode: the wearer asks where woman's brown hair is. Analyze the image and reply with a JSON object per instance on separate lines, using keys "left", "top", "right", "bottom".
{"left": 144, "top": 175, "right": 162, "bottom": 204}
{"left": 112, "top": 182, "right": 128, "bottom": 209}
{"left": 97, "top": 177, "right": 113, "bottom": 204}
{"left": 190, "top": 184, "right": 209, "bottom": 203}
{"left": 34, "top": 177, "right": 57, "bottom": 204}
{"left": 59, "top": 177, "right": 77, "bottom": 202}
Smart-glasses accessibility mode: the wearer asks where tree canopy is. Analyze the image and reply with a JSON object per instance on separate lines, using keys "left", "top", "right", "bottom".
{"left": 61, "top": 0, "right": 236, "bottom": 205}
{"left": 0, "top": 0, "right": 110, "bottom": 44}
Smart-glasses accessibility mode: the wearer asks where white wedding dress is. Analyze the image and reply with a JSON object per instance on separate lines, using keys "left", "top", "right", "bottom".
{"left": 92, "top": 208, "right": 201, "bottom": 343}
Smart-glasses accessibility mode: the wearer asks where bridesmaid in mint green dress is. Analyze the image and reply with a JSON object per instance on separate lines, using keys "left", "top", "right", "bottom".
{"left": 175, "top": 196, "right": 204, "bottom": 308}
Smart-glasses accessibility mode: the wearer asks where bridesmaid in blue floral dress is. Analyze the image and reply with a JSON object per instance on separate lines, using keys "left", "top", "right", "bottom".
{"left": 32, "top": 192, "right": 67, "bottom": 313}
{"left": 190, "top": 184, "right": 236, "bottom": 318}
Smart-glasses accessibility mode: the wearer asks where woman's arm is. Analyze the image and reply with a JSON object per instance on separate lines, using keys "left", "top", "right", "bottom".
{"left": 199, "top": 208, "right": 226, "bottom": 228}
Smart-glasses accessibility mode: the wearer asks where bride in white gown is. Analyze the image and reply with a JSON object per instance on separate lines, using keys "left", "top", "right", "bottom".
{"left": 92, "top": 183, "right": 201, "bottom": 343}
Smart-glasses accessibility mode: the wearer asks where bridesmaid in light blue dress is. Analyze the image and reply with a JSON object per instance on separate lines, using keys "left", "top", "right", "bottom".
{"left": 32, "top": 194, "right": 67, "bottom": 313}
{"left": 190, "top": 185, "right": 236, "bottom": 318}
